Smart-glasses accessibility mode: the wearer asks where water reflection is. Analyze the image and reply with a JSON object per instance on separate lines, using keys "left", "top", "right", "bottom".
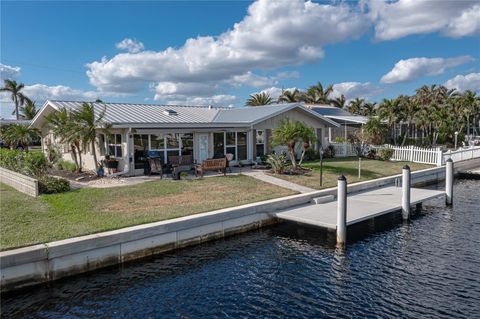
{"left": 2, "top": 179, "right": 479, "bottom": 318}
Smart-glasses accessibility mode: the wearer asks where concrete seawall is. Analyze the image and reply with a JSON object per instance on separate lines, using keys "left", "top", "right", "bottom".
{"left": 2, "top": 160, "right": 479, "bottom": 292}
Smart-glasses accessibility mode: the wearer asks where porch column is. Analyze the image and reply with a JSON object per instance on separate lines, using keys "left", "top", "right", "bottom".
{"left": 265, "top": 129, "right": 272, "bottom": 154}
{"left": 250, "top": 129, "right": 257, "bottom": 161}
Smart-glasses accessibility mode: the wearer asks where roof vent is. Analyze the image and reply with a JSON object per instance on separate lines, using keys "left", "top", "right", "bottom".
{"left": 208, "top": 105, "right": 213, "bottom": 109}
{"left": 163, "top": 109, "right": 178, "bottom": 116}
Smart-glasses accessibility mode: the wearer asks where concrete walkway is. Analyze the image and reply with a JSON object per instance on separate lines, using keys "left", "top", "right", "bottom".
{"left": 242, "top": 171, "right": 316, "bottom": 193}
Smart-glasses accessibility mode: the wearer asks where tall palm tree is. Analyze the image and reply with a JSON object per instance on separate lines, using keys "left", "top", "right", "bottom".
{"left": 331, "top": 95, "right": 346, "bottom": 109}
{"left": 378, "top": 98, "right": 400, "bottom": 145}
{"left": 304, "top": 82, "right": 334, "bottom": 105}
{"left": 347, "top": 98, "right": 365, "bottom": 115}
{"left": 73, "top": 102, "right": 109, "bottom": 170}
{"left": 361, "top": 102, "right": 378, "bottom": 117}
{"left": 19, "top": 99, "right": 38, "bottom": 120}
{"left": 0, "top": 79, "right": 28, "bottom": 120}
{"left": 277, "top": 89, "right": 303, "bottom": 103}
{"left": 245, "top": 92, "right": 272, "bottom": 106}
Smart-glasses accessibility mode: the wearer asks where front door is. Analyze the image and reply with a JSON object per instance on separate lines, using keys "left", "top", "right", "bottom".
{"left": 198, "top": 134, "right": 209, "bottom": 162}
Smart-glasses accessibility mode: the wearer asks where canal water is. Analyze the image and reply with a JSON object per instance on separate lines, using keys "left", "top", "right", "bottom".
{"left": 2, "top": 179, "right": 479, "bottom": 318}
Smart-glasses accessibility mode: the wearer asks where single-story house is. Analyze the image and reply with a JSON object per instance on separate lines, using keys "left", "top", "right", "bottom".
{"left": 30, "top": 100, "right": 339, "bottom": 175}
{"left": 304, "top": 104, "right": 368, "bottom": 142}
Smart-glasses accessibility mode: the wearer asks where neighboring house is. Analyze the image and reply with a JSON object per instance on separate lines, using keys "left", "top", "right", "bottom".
{"left": 30, "top": 100, "right": 339, "bottom": 175}
{"left": 304, "top": 105, "right": 368, "bottom": 143}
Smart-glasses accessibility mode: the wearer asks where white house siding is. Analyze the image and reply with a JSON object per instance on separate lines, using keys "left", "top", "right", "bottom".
{"left": 253, "top": 108, "right": 327, "bottom": 153}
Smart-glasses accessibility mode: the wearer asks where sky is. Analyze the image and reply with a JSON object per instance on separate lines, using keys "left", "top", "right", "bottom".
{"left": 1, "top": 0, "right": 479, "bottom": 119}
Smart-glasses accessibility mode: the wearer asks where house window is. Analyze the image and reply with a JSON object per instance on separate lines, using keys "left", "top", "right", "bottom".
{"left": 237, "top": 132, "right": 247, "bottom": 161}
{"left": 256, "top": 130, "right": 265, "bottom": 157}
{"left": 212, "top": 131, "right": 248, "bottom": 161}
{"left": 134, "top": 134, "right": 149, "bottom": 169}
{"left": 181, "top": 133, "right": 193, "bottom": 156}
{"left": 146, "top": 133, "right": 187, "bottom": 163}
{"left": 107, "top": 134, "right": 123, "bottom": 158}
{"left": 213, "top": 132, "right": 225, "bottom": 158}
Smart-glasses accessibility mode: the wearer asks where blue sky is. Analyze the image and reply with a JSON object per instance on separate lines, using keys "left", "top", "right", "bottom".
{"left": 1, "top": 0, "right": 479, "bottom": 118}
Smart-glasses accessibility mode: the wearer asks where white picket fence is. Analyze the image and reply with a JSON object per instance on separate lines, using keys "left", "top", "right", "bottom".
{"left": 371, "top": 144, "right": 480, "bottom": 166}
{"left": 443, "top": 146, "right": 480, "bottom": 164}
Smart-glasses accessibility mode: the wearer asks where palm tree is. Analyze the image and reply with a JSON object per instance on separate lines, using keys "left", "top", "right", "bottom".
{"left": 19, "top": 99, "right": 38, "bottom": 120}
{"left": 46, "top": 108, "right": 82, "bottom": 171}
{"left": 363, "top": 117, "right": 386, "bottom": 145}
{"left": 347, "top": 98, "right": 365, "bottom": 115}
{"left": 331, "top": 95, "right": 346, "bottom": 109}
{"left": 0, "top": 79, "right": 28, "bottom": 120}
{"left": 73, "top": 102, "right": 109, "bottom": 170}
{"left": 304, "top": 82, "right": 334, "bottom": 105}
{"left": 3, "top": 124, "right": 39, "bottom": 151}
{"left": 245, "top": 92, "right": 272, "bottom": 106}
{"left": 277, "top": 89, "right": 303, "bottom": 103}
{"left": 361, "top": 102, "right": 377, "bottom": 117}
{"left": 378, "top": 98, "right": 400, "bottom": 145}
{"left": 297, "top": 125, "right": 317, "bottom": 166}
{"left": 270, "top": 119, "right": 302, "bottom": 168}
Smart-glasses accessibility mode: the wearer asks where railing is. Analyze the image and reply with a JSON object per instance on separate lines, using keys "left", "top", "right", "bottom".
{"left": 372, "top": 144, "right": 443, "bottom": 166}
{"left": 330, "top": 142, "right": 357, "bottom": 157}
{"left": 443, "top": 146, "right": 480, "bottom": 164}
{"left": 372, "top": 144, "right": 480, "bottom": 166}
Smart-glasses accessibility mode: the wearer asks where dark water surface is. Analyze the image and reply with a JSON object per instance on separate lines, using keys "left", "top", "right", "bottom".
{"left": 2, "top": 179, "right": 480, "bottom": 318}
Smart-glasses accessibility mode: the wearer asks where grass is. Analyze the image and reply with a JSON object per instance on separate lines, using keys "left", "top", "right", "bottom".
{"left": 0, "top": 175, "right": 295, "bottom": 251}
{"left": 271, "top": 157, "right": 433, "bottom": 190}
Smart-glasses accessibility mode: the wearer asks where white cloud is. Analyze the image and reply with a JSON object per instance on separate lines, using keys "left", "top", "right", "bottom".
{"left": 0, "top": 64, "right": 21, "bottom": 81}
{"left": 163, "top": 94, "right": 237, "bottom": 107}
{"left": 87, "top": 0, "right": 368, "bottom": 94}
{"left": 444, "top": 73, "right": 480, "bottom": 92}
{"left": 21, "top": 84, "right": 101, "bottom": 101}
{"left": 364, "top": 0, "right": 480, "bottom": 40}
{"left": 228, "top": 71, "right": 299, "bottom": 88}
{"left": 332, "top": 82, "right": 382, "bottom": 100}
{"left": 115, "top": 38, "right": 145, "bottom": 53}
{"left": 380, "top": 56, "right": 475, "bottom": 84}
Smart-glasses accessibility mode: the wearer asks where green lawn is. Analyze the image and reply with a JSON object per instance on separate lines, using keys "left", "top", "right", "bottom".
{"left": 271, "top": 157, "right": 433, "bottom": 190}
{"left": 0, "top": 175, "right": 295, "bottom": 251}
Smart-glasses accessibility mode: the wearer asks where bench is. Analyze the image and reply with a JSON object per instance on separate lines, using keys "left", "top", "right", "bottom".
{"left": 168, "top": 155, "right": 193, "bottom": 180}
{"left": 195, "top": 158, "right": 227, "bottom": 178}
{"left": 147, "top": 157, "right": 164, "bottom": 178}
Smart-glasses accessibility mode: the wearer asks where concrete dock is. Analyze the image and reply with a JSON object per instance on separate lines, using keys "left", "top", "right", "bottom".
{"left": 275, "top": 186, "right": 445, "bottom": 229}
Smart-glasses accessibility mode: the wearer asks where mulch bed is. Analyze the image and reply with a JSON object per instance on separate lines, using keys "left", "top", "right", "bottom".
{"left": 48, "top": 169, "right": 99, "bottom": 183}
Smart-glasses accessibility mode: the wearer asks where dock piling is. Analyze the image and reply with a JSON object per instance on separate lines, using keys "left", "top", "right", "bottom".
{"left": 446, "top": 159, "right": 454, "bottom": 206}
{"left": 337, "top": 175, "right": 347, "bottom": 245}
{"left": 402, "top": 165, "right": 411, "bottom": 220}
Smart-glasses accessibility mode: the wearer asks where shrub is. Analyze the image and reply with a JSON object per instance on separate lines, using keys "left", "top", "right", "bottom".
{"left": 0, "top": 148, "right": 47, "bottom": 176}
{"left": 57, "top": 159, "right": 77, "bottom": 172}
{"left": 378, "top": 148, "right": 394, "bottom": 161}
{"left": 366, "top": 148, "right": 377, "bottom": 159}
{"left": 322, "top": 145, "right": 335, "bottom": 158}
{"left": 266, "top": 153, "right": 288, "bottom": 174}
{"left": 23, "top": 151, "right": 48, "bottom": 176}
{"left": 38, "top": 175, "right": 70, "bottom": 194}
{"left": 303, "top": 148, "right": 320, "bottom": 161}
{"left": 335, "top": 136, "right": 346, "bottom": 143}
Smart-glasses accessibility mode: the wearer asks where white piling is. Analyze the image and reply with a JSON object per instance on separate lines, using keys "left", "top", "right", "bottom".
{"left": 402, "top": 165, "right": 411, "bottom": 220}
{"left": 337, "top": 175, "right": 347, "bottom": 245}
{"left": 446, "top": 159, "right": 454, "bottom": 206}
{"left": 358, "top": 157, "right": 362, "bottom": 179}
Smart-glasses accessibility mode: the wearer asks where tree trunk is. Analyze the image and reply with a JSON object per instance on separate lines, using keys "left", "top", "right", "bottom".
{"left": 75, "top": 141, "right": 83, "bottom": 172}
{"left": 289, "top": 147, "right": 297, "bottom": 168}
{"left": 70, "top": 144, "right": 79, "bottom": 168}
{"left": 91, "top": 140, "right": 99, "bottom": 170}
{"left": 14, "top": 97, "right": 19, "bottom": 120}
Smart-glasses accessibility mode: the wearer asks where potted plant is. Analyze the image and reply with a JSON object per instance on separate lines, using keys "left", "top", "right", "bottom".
{"left": 97, "top": 161, "right": 105, "bottom": 177}
{"left": 104, "top": 154, "right": 119, "bottom": 171}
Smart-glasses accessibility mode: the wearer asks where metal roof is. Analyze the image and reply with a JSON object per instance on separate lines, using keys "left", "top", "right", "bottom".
{"left": 0, "top": 119, "right": 31, "bottom": 126}
{"left": 31, "top": 100, "right": 339, "bottom": 128}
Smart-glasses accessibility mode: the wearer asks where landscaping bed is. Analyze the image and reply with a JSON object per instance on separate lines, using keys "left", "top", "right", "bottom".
{"left": 0, "top": 175, "right": 296, "bottom": 251}
{"left": 268, "top": 157, "right": 433, "bottom": 190}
